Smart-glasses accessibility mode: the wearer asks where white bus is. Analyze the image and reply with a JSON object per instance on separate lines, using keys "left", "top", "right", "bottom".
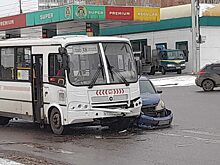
{"left": 0, "top": 35, "right": 142, "bottom": 134}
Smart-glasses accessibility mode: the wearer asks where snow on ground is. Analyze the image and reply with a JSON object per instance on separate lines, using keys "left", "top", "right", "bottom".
{"left": 150, "top": 75, "right": 196, "bottom": 88}
{"left": 0, "top": 158, "right": 23, "bottom": 165}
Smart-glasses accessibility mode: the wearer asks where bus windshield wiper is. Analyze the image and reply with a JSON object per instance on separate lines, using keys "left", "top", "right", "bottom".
{"left": 111, "top": 67, "right": 129, "bottom": 86}
{"left": 88, "top": 65, "right": 104, "bottom": 89}
{"left": 105, "top": 55, "right": 129, "bottom": 86}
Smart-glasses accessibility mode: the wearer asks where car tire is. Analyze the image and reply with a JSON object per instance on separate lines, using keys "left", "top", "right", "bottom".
{"left": 0, "top": 116, "right": 11, "bottom": 126}
{"left": 149, "top": 66, "right": 156, "bottom": 75}
{"left": 202, "top": 79, "right": 215, "bottom": 92}
{"left": 177, "top": 69, "right": 182, "bottom": 74}
{"left": 161, "top": 67, "right": 166, "bottom": 75}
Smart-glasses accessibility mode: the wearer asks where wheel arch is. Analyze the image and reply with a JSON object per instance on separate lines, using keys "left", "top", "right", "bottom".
{"left": 46, "top": 104, "right": 65, "bottom": 125}
{"left": 202, "top": 78, "right": 216, "bottom": 87}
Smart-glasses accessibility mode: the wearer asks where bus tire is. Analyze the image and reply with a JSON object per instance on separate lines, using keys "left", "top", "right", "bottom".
{"left": 49, "top": 108, "right": 65, "bottom": 135}
{"left": 161, "top": 67, "right": 166, "bottom": 75}
{"left": 177, "top": 69, "right": 182, "bottom": 74}
{"left": 0, "top": 116, "right": 10, "bottom": 126}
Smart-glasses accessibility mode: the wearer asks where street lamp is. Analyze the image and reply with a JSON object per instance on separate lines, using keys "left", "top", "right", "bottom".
{"left": 191, "top": 0, "right": 200, "bottom": 73}
{"left": 19, "top": 0, "right": 23, "bottom": 14}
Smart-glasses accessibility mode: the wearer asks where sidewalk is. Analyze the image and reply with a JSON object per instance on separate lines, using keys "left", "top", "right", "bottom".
{"left": 150, "top": 74, "right": 196, "bottom": 87}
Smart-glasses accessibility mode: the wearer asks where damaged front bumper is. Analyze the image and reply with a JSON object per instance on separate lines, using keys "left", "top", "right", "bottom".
{"left": 137, "top": 109, "right": 173, "bottom": 129}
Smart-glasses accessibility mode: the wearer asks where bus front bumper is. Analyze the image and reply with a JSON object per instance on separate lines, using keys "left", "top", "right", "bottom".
{"left": 66, "top": 101, "right": 142, "bottom": 125}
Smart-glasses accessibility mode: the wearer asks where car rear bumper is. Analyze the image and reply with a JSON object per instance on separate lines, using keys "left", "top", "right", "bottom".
{"left": 195, "top": 77, "right": 202, "bottom": 87}
{"left": 137, "top": 109, "right": 173, "bottom": 129}
{"left": 165, "top": 66, "right": 185, "bottom": 71}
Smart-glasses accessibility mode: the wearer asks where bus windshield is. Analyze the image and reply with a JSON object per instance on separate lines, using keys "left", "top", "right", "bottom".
{"left": 102, "top": 43, "right": 137, "bottom": 84}
{"left": 66, "top": 42, "right": 137, "bottom": 86}
{"left": 161, "top": 50, "right": 185, "bottom": 60}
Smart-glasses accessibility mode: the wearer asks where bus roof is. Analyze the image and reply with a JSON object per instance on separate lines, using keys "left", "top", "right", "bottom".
{"left": 0, "top": 35, "right": 130, "bottom": 47}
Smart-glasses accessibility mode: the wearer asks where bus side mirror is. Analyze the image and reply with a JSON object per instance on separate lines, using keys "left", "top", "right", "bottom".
{"left": 157, "top": 90, "right": 162, "bottom": 94}
{"left": 59, "top": 47, "right": 67, "bottom": 55}
{"left": 63, "top": 54, "right": 69, "bottom": 70}
{"left": 59, "top": 47, "right": 69, "bottom": 69}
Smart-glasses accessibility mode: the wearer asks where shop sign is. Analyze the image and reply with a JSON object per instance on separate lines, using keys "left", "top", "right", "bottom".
{"left": 26, "top": 5, "right": 73, "bottom": 26}
{"left": 0, "top": 14, "right": 26, "bottom": 30}
{"left": 134, "top": 7, "right": 160, "bottom": 22}
{"left": 106, "top": 6, "right": 133, "bottom": 20}
{"left": 74, "top": 5, "right": 105, "bottom": 19}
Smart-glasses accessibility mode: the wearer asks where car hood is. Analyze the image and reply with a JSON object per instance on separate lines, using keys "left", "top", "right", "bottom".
{"left": 141, "top": 93, "right": 161, "bottom": 106}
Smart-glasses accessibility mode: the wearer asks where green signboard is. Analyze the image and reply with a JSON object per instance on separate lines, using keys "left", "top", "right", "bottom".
{"left": 26, "top": 5, "right": 73, "bottom": 26}
{"left": 74, "top": 6, "right": 105, "bottom": 20}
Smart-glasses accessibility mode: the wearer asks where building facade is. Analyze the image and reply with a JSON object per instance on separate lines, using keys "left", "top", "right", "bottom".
{"left": 161, "top": 0, "right": 220, "bottom": 7}
{"left": 38, "top": 0, "right": 161, "bottom": 10}
{"left": 38, "top": 0, "right": 220, "bottom": 9}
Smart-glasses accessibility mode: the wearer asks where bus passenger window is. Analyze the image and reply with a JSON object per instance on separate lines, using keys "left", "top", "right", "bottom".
{"left": 16, "top": 47, "right": 31, "bottom": 81}
{"left": 0, "top": 48, "right": 15, "bottom": 80}
{"left": 48, "top": 54, "right": 65, "bottom": 85}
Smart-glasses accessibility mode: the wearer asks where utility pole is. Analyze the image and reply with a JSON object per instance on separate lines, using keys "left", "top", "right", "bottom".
{"left": 191, "top": 0, "right": 200, "bottom": 73}
{"left": 19, "top": 0, "right": 23, "bottom": 14}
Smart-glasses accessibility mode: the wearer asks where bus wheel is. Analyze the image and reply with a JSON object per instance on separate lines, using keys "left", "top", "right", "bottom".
{"left": 177, "top": 69, "right": 182, "bottom": 74}
{"left": 49, "top": 108, "right": 65, "bottom": 135}
{"left": 161, "top": 67, "right": 166, "bottom": 75}
{"left": 0, "top": 116, "right": 10, "bottom": 126}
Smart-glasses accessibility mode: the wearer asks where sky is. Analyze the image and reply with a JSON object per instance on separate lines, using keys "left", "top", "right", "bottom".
{"left": 0, "top": 0, "right": 38, "bottom": 17}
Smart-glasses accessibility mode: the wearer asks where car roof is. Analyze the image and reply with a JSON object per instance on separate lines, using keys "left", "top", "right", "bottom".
{"left": 139, "top": 76, "right": 150, "bottom": 81}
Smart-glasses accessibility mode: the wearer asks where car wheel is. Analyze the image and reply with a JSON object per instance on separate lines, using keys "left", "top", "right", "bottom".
{"left": 50, "top": 108, "right": 65, "bottom": 135}
{"left": 161, "top": 67, "right": 166, "bottom": 75}
{"left": 202, "top": 79, "right": 215, "bottom": 91}
{"left": 0, "top": 116, "right": 10, "bottom": 126}
{"left": 177, "top": 69, "right": 182, "bottom": 74}
{"left": 149, "top": 66, "right": 155, "bottom": 75}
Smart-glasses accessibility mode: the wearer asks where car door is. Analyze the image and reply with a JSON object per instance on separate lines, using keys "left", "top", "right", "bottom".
{"left": 211, "top": 64, "right": 220, "bottom": 85}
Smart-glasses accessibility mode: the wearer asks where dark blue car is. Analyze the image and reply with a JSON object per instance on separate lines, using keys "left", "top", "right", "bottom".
{"left": 137, "top": 76, "right": 173, "bottom": 129}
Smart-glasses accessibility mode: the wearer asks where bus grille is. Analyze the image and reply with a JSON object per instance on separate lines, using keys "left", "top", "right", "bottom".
{"left": 91, "top": 94, "right": 128, "bottom": 103}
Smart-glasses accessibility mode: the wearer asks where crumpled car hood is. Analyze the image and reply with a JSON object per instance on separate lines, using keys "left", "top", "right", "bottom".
{"left": 141, "top": 93, "right": 161, "bottom": 106}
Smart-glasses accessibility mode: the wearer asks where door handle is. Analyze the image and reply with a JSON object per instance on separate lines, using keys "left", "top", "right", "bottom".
{"left": 45, "top": 91, "right": 48, "bottom": 97}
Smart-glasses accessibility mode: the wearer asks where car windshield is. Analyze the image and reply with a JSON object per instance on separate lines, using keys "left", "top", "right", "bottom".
{"left": 139, "top": 80, "right": 156, "bottom": 94}
{"left": 66, "top": 42, "right": 137, "bottom": 86}
{"left": 102, "top": 43, "right": 137, "bottom": 84}
{"left": 161, "top": 50, "right": 185, "bottom": 60}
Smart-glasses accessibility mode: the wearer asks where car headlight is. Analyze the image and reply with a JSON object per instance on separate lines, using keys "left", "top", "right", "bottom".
{"left": 181, "top": 64, "right": 186, "bottom": 67}
{"left": 167, "top": 64, "right": 175, "bottom": 67}
{"left": 155, "top": 100, "right": 166, "bottom": 111}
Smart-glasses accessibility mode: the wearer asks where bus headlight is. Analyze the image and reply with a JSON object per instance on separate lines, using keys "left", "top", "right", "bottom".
{"left": 167, "top": 64, "right": 175, "bottom": 67}
{"left": 155, "top": 100, "right": 165, "bottom": 111}
{"left": 181, "top": 64, "right": 186, "bottom": 67}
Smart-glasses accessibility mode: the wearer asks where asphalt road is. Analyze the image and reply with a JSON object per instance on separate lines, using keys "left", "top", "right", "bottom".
{"left": 0, "top": 85, "right": 220, "bottom": 165}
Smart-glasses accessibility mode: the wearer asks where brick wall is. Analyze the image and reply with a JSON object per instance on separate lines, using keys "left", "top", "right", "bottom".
{"left": 160, "top": 0, "right": 191, "bottom": 7}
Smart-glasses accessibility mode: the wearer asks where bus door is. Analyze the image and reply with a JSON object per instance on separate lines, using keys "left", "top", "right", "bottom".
{"left": 32, "top": 54, "right": 44, "bottom": 123}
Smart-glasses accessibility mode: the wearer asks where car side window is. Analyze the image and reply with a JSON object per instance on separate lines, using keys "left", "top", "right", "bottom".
{"left": 212, "top": 65, "right": 220, "bottom": 74}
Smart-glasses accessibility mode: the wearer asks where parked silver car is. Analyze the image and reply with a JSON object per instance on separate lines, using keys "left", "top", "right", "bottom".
{"left": 195, "top": 63, "right": 220, "bottom": 91}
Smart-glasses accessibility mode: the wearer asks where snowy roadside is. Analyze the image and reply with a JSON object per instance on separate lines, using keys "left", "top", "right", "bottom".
{"left": 0, "top": 158, "right": 23, "bottom": 165}
{"left": 150, "top": 75, "right": 196, "bottom": 87}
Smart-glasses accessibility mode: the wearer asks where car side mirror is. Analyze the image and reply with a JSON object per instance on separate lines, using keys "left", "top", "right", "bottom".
{"left": 157, "top": 90, "right": 162, "bottom": 94}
